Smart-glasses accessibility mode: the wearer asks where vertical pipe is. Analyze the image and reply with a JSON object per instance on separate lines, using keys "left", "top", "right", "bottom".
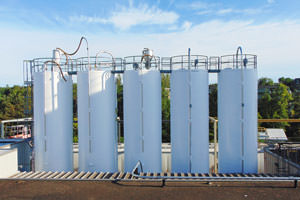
{"left": 88, "top": 71, "right": 91, "bottom": 153}
{"left": 241, "top": 69, "right": 244, "bottom": 173}
{"left": 140, "top": 75, "right": 144, "bottom": 153}
{"left": 214, "top": 120, "right": 218, "bottom": 173}
{"left": 236, "top": 46, "right": 244, "bottom": 173}
{"left": 1, "top": 122, "right": 4, "bottom": 138}
{"left": 243, "top": 68, "right": 258, "bottom": 173}
{"left": 188, "top": 48, "right": 192, "bottom": 172}
{"left": 118, "top": 118, "right": 121, "bottom": 143}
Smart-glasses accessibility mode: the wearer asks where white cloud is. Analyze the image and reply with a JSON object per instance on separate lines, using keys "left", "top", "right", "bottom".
{"left": 267, "top": 0, "right": 275, "bottom": 4}
{"left": 185, "top": 1, "right": 219, "bottom": 16}
{"left": 216, "top": 8, "right": 265, "bottom": 15}
{"left": 182, "top": 21, "right": 192, "bottom": 31}
{"left": 217, "top": 9, "right": 233, "bottom": 15}
{"left": 197, "top": 10, "right": 212, "bottom": 15}
{"left": 69, "top": 15, "right": 108, "bottom": 24}
{"left": 168, "top": 0, "right": 175, "bottom": 7}
{"left": 242, "top": 8, "right": 265, "bottom": 15}
{"left": 65, "top": 4, "right": 179, "bottom": 30}
{"left": 149, "top": 20, "right": 300, "bottom": 82}
{"left": 193, "top": 2, "right": 268, "bottom": 16}
{"left": 186, "top": 2, "right": 218, "bottom": 10}
{"left": 1, "top": 20, "right": 300, "bottom": 85}
{"left": 109, "top": 4, "right": 179, "bottom": 30}
{"left": 167, "top": 25, "right": 178, "bottom": 31}
{"left": 128, "top": 0, "right": 134, "bottom": 7}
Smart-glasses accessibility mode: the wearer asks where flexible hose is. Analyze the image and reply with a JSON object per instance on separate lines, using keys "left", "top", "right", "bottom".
{"left": 56, "top": 37, "right": 90, "bottom": 69}
{"left": 95, "top": 50, "right": 116, "bottom": 70}
{"left": 43, "top": 60, "right": 67, "bottom": 81}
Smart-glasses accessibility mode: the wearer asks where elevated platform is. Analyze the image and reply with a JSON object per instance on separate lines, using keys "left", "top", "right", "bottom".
{"left": 5, "top": 171, "right": 300, "bottom": 187}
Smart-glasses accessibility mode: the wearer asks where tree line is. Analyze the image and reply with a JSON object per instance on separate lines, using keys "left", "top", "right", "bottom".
{"left": 0, "top": 76, "right": 299, "bottom": 142}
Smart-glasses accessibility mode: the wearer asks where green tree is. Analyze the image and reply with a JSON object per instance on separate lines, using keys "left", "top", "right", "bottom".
{"left": 258, "top": 77, "right": 273, "bottom": 87}
{"left": 258, "top": 78, "right": 293, "bottom": 130}
{"left": 73, "top": 84, "right": 77, "bottom": 118}
{"left": 258, "top": 78, "right": 276, "bottom": 120}
{"left": 209, "top": 84, "right": 217, "bottom": 117}
{"left": 286, "top": 86, "right": 300, "bottom": 138}
{"left": 116, "top": 75, "right": 124, "bottom": 141}
{"left": 279, "top": 77, "right": 294, "bottom": 92}
{"left": 272, "top": 83, "right": 293, "bottom": 126}
{"left": 0, "top": 86, "right": 27, "bottom": 120}
{"left": 289, "top": 93, "right": 300, "bottom": 136}
{"left": 161, "top": 74, "right": 170, "bottom": 142}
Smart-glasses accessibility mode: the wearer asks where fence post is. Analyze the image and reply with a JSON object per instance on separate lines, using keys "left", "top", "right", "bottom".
{"left": 0, "top": 122, "right": 4, "bottom": 138}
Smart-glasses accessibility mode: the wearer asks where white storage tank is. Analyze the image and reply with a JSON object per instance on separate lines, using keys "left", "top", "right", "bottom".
{"left": 218, "top": 67, "right": 258, "bottom": 173}
{"left": 33, "top": 70, "right": 73, "bottom": 172}
{"left": 171, "top": 68, "right": 209, "bottom": 173}
{"left": 123, "top": 70, "right": 141, "bottom": 172}
{"left": 123, "top": 66, "right": 162, "bottom": 173}
{"left": 141, "top": 69, "right": 162, "bottom": 172}
{"left": 77, "top": 70, "right": 118, "bottom": 172}
{"left": 242, "top": 69, "right": 258, "bottom": 173}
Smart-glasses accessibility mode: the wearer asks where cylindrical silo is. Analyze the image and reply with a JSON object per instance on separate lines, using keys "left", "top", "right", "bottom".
{"left": 218, "top": 68, "right": 258, "bottom": 173}
{"left": 34, "top": 71, "right": 73, "bottom": 172}
{"left": 243, "top": 69, "right": 258, "bottom": 173}
{"left": 171, "top": 69, "right": 209, "bottom": 173}
{"left": 123, "top": 70, "right": 141, "bottom": 172}
{"left": 77, "top": 70, "right": 117, "bottom": 172}
{"left": 141, "top": 69, "right": 162, "bottom": 172}
{"left": 123, "top": 69, "right": 162, "bottom": 172}
{"left": 33, "top": 72, "right": 45, "bottom": 172}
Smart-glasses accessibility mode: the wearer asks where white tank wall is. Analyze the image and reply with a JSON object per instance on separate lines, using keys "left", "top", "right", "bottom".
{"left": 77, "top": 71, "right": 117, "bottom": 172}
{"left": 140, "top": 70, "right": 162, "bottom": 172}
{"left": 190, "top": 70, "right": 209, "bottom": 173}
{"left": 33, "top": 72, "right": 45, "bottom": 171}
{"left": 243, "top": 69, "right": 258, "bottom": 173}
{"left": 218, "top": 68, "right": 258, "bottom": 173}
{"left": 171, "top": 69, "right": 209, "bottom": 173}
{"left": 171, "top": 70, "right": 189, "bottom": 172}
{"left": 77, "top": 72, "right": 89, "bottom": 171}
{"left": 218, "top": 69, "right": 242, "bottom": 173}
{"left": 123, "top": 69, "right": 161, "bottom": 172}
{"left": 34, "top": 71, "right": 73, "bottom": 172}
{"left": 123, "top": 70, "right": 141, "bottom": 172}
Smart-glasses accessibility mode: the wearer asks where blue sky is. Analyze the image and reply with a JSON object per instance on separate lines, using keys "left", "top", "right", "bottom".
{"left": 1, "top": 0, "right": 300, "bottom": 85}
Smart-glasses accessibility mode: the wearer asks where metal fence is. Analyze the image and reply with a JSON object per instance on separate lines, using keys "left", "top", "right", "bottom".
{"left": 264, "top": 146, "right": 300, "bottom": 176}
{"left": 0, "top": 118, "right": 32, "bottom": 139}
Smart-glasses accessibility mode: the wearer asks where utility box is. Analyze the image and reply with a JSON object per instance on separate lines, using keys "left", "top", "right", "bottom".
{"left": 0, "top": 148, "right": 18, "bottom": 178}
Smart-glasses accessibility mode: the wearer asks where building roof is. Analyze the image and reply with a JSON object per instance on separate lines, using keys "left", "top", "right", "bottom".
{"left": 0, "top": 179, "right": 299, "bottom": 200}
{"left": 266, "top": 128, "right": 288, "bottom": 141}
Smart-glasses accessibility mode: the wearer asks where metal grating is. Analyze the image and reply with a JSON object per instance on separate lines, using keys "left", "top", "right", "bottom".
{"left": 5, "top": 171, "right": 300, "bottom": 183}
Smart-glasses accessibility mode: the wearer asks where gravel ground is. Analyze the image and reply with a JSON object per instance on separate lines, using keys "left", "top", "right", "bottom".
{"left": 0, "top": 180, "right": 299, "bottom": 200}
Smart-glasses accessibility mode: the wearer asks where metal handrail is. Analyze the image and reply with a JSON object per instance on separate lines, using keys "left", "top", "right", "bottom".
{"left": 130, "top": 160, "right": 300, "bottom": 182}
{"left": 170, "top": 55, "right": 208, "bottom": 71}
{"left": 123, "top": 55, "right": 161, "bottom": 70}
{"left": 220, "top": 54, "right": 257, "bottom": 70}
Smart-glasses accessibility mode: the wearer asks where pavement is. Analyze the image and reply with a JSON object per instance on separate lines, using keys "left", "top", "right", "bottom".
{"left": 0, "top": 180, "right": 299, "bottom": 200}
